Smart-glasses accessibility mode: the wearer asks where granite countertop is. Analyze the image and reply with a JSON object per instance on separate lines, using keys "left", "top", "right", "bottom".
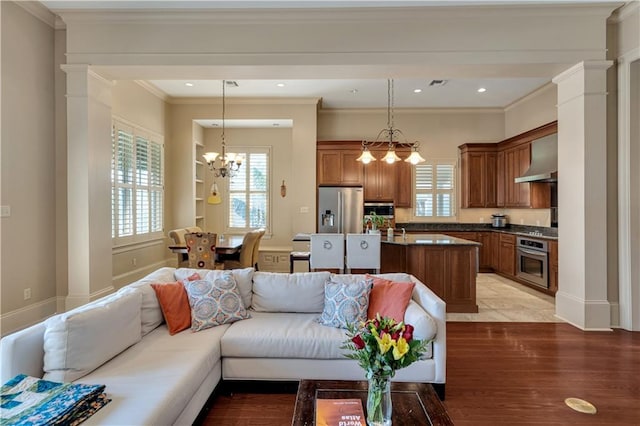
{"left": 395, "top": 223, "right": 558, "bottom": 240}
{"left": 382, "top": 233, "right": 481, "bottom": 246}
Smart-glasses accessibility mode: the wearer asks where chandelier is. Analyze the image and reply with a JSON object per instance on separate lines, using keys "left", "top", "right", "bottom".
{"left": 356, "top": 79, "right": 426, "bottom": 165}
{"left": 203, "top": 80, "right": 243, "bottom": 178}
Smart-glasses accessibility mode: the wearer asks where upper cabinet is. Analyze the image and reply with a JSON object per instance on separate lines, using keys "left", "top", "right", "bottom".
{"left": 317, "top": 142, "right": 364, "bottom": 186}
{"left": 459, "top": 144, "right": 497, "bottom": 208}
{"left": 459, "top": 121, "right": 556, "bottom": 209}
{"left": 317, "top": 142, "right": 413, "bottom": 207}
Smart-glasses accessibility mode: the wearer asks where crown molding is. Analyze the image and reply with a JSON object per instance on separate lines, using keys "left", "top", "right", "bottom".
{"left": 608, "top": 1, "right": 639, "bottom": 23}
{"left": 319, "top": 107, "right": 504, "bottom": 115}
{"left": 55, "top": 3, "right": 621, "bottom": 25}
{"left": 134, "top": 80, "right": 169, "bottom": 102}
{"left": 504, "top": 81, "right": 555, "bottom": 112}
{"left": 16, "top": 1, "right": 56, "bottom": 28}
{"left": 168, "top": 96, "right": 321, "bottom": 105}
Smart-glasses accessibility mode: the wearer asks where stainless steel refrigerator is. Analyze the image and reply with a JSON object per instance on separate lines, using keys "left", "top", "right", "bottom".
{"left": 317, "top": 186, "right": 364, "bottom": 234}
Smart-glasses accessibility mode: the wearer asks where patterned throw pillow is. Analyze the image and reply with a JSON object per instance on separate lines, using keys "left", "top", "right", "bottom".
{"left": 184, "top": 272, "right": 250, "bottom": 332}
{"left": 318, "top": 278, "right": 373, "bottom": 329}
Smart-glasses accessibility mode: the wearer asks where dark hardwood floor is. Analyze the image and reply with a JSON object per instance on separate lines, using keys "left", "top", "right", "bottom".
{"left": 200, "top": 322, "right": 640, "bottom": 425}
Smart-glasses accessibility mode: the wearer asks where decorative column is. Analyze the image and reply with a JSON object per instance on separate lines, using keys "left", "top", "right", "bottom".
{"left": 552, "top": 61, "right": 612, "bottom": 330}
{"left": 61, "top": 65, "right": 114, "bottom": 310}
{"left": 617, "top": 49, "right": 640, "bottom": 331}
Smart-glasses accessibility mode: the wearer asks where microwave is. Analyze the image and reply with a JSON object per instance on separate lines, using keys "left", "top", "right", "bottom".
{"left": 364, "top": 202, "right": 395, "bottom": 218}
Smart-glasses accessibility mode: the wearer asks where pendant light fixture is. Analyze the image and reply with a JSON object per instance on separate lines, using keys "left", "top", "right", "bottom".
{"left": 356, "top": 79, "right": 426, "bottom": 165}
{"left": 203, "top": 80, "right": 243, "bottom": 178}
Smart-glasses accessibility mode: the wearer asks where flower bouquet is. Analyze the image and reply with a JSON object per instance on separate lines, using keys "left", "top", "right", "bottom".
{"left": 342, "top": 315, "right": 430, "bottom": 426}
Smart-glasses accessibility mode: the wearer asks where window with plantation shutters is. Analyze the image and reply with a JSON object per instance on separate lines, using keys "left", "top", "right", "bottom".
{"left": 414, "top": 161, "right": 456, "bottom": 219}
{"left": 227, "top": 147, "right": 270, "bottom": 232}
{"left": 111, "top": 118, "right": 164, "bottom": 243}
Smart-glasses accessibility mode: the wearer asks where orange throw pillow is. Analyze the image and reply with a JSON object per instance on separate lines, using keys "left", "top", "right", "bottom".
{"left": 366, "top": 275, "right": 415, "bottom": 322}
{"left": 151, "top": 273, "right": 200, "bottom": 335}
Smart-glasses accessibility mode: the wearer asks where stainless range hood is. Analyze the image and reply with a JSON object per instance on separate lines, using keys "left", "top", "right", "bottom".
{"left": 515, "top": 133, "right": 557, "bottom": 183}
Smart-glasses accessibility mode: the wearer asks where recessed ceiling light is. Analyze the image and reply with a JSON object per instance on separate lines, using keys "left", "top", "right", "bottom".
{"left": 350, "top": 89, "right": 359, "bottom": 94}
{"left": 185, "top": 82, "right": 194, "bottom": 87}
{"left": 477, "top": 87, "right": 487, "bottom": 93}
{"left": 413, "top": 88, "right": 423, "bottom": 93}
{"left": 276, "top": 83, "right": 285, "bottom": 87}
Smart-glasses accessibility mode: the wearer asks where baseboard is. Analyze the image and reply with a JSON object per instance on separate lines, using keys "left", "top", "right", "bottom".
{"left": 0, "top": 297, "right": 57, "bottom": 337}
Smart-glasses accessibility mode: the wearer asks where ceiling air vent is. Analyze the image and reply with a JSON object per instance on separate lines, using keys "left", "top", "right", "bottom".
{"left": 225, "top": 80, "right": 239, "bottom": 87}
{"left": 429, "top": 80, "right": 448, "bottom": 87}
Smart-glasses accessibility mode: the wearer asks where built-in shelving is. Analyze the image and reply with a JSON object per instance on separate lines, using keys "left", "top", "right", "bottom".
{"left": 194, "top": 136, "right": 206, "bottom": 229}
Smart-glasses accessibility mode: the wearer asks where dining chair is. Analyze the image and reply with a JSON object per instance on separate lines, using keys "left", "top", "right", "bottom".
{"left": 168, "top": 226, "right": 203, "bottom": 266}
{"left": 223, "top": 230, "right": 262, "bottom": 270}
{"left": 346, "top": 233, "right": 381, "bottom": 273}
{"left": 185, "top": 232, "right": 218, "bottom": 269}
{"left": 310, "top": 233, "right": 345, "bottom": 273}
{"left": 251, "top": 229, "right": 266, "bottom": 270}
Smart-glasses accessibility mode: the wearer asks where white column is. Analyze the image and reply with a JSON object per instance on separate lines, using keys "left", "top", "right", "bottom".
{"left": 617, "top": 49, "right": 640, "bottom": 331}
{"left": 552, "top": 60, "right": 613, "bottom": 330}
{"left": 61, "top": 65, "right": 114, "bottom": 310}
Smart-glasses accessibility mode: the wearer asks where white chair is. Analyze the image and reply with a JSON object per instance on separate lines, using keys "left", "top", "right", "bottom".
{"left": 310, "top": 233, "right": 345, "bottom": 273}
{"left": 346, "top": 233, "right": 381, "bottom": 273}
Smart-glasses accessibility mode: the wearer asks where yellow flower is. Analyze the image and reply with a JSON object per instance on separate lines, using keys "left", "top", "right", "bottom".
{"left": 392, "top": 337, "right": 409, "bottom": 360}
{"left": 375, "top": 332, "right": 394, "bottom": 354}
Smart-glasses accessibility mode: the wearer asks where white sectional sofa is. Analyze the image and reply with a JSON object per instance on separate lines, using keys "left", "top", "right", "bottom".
{"left": 0, "top": 267, "right": 446, "bottom": 426}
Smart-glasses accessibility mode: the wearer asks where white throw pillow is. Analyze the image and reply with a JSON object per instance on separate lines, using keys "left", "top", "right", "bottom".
{"left": 175, "top": 267, "right": 254, "bottom": 309}
{"left": 120, "top": 267, "right": 176, "bottom": 336}
{"left": 403, "top": 300, "right": 437, "bottom": 341}
{"left": 252, "top": 271, "right": 331, "bottom": 313}
{"left": 43, "top": 289, "right": 143, "bottom": 382}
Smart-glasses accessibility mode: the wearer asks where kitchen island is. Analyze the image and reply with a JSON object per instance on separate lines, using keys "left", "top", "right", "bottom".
{"left": 381, "top": 234, "right": 480, "bottom": 313}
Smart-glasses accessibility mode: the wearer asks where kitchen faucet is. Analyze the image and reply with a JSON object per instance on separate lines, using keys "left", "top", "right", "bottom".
{"left": 402, "top": 228, "right": 406, "bottom": 241}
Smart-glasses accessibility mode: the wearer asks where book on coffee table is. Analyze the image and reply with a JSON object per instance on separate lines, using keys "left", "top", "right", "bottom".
{"left": 316, "top": 398, "right": 365, "bottom": 426}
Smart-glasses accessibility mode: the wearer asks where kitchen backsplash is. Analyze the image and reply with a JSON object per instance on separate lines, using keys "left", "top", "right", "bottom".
{"left": 395, "top": 207, "right": 552, "bottom": 227}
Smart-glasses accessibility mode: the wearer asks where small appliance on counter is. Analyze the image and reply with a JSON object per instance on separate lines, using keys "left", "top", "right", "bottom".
{"left": 491, "top": 214, "right": 508, "bottom": 228}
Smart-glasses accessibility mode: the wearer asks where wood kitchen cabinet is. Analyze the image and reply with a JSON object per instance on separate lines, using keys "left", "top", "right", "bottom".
{"left": 395, "top": 159, "right": 412, "bottom": 207}
{"left": 490, "top": 232, "right": 500, "bottom": 270}
{"left": 498, "top": 233, "right": 516, "bottom": 277}
{"left": 364, "top": 153, "right": 396, "bottom": 201}
{"left": 317, "top": 142, "right": 363, "bottom": 186}
{"left": 459, "top": 121, "right": 556, "bottom": 209}
{"left": 317, "top": 141, "right": 413, "bottom": 207}
{"left": 459, "top": 144, "right": 497, "bottom": 208}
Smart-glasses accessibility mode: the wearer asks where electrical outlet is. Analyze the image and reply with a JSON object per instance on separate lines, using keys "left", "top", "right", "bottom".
{"left": 0, "top": 205, "right": 10, "bottom": 217}
{"left": 299, "top": 206, "right": 310, "bottom": 214}
{"left": 132, "top": 258, "right": 137, "bottom": 266}
{"left": 24, "top": 288, "right": 32, "bottom": 300}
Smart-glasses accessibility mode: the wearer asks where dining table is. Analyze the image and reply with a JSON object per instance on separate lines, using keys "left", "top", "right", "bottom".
{"left": 168, "top": 234, "right": 244, "bottom": 256}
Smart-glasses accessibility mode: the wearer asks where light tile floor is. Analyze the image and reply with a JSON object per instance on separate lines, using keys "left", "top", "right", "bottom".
{"left": 446, "top": 273, "right": 563, "bottom": 322}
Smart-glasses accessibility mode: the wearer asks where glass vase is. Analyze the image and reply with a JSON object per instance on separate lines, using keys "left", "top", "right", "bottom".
{"left": 366, "top": 375, "right": 392, "bottom": 426}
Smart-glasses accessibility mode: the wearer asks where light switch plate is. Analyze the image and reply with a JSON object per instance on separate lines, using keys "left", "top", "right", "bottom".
{"left": 299, "top": 206, "right": 310, "bottom": 213}
{"left": 0, "top": 205, "right": 10, "bottom": 217}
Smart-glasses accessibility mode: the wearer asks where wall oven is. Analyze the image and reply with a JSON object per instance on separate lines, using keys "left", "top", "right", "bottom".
{"left": 516, "top": 237, "right": 549, "bottom": 289}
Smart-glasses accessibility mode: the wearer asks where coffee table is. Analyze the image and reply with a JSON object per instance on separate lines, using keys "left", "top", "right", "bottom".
{"left": 292, "top": 379, "right": 453, "bottom": 426}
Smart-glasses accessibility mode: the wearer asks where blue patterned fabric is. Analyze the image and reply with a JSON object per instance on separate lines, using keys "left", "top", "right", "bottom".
{"left": 0, "top": 374, "right": 109, "bottom": 426}
{"left": 185, "top": 272, "right": 251, "bottom": 331}
{"left": 318, "top": 278, "right": 373, "bottom": 329}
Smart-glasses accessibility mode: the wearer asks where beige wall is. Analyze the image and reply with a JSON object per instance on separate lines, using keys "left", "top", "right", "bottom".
{"left": 504, "top": 83, "right": 558, "bottom": 138}
{"left": 110, "top": 81, "right": 170, "bottom": 288}
{"left": 319, "top": 106, "right": 556, "bottom": 226}
{"left": 168, "top": 100, "right": 318, "bottom": 252}
{"left": 1, "top": 2, "right": 57, "bottom": 333}
{"left": 202, "top": 127, "right": 294, "bottom": 248}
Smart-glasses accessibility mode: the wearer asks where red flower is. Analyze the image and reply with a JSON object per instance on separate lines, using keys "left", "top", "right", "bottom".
{"left": 352, "top": 334, "right": 365, "bottom": 350}
{"left": 403, "top": 324, "right": 414, "bottom": 342}
{"left": 391, "top": 331, "right": 401, "bottom": 341}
